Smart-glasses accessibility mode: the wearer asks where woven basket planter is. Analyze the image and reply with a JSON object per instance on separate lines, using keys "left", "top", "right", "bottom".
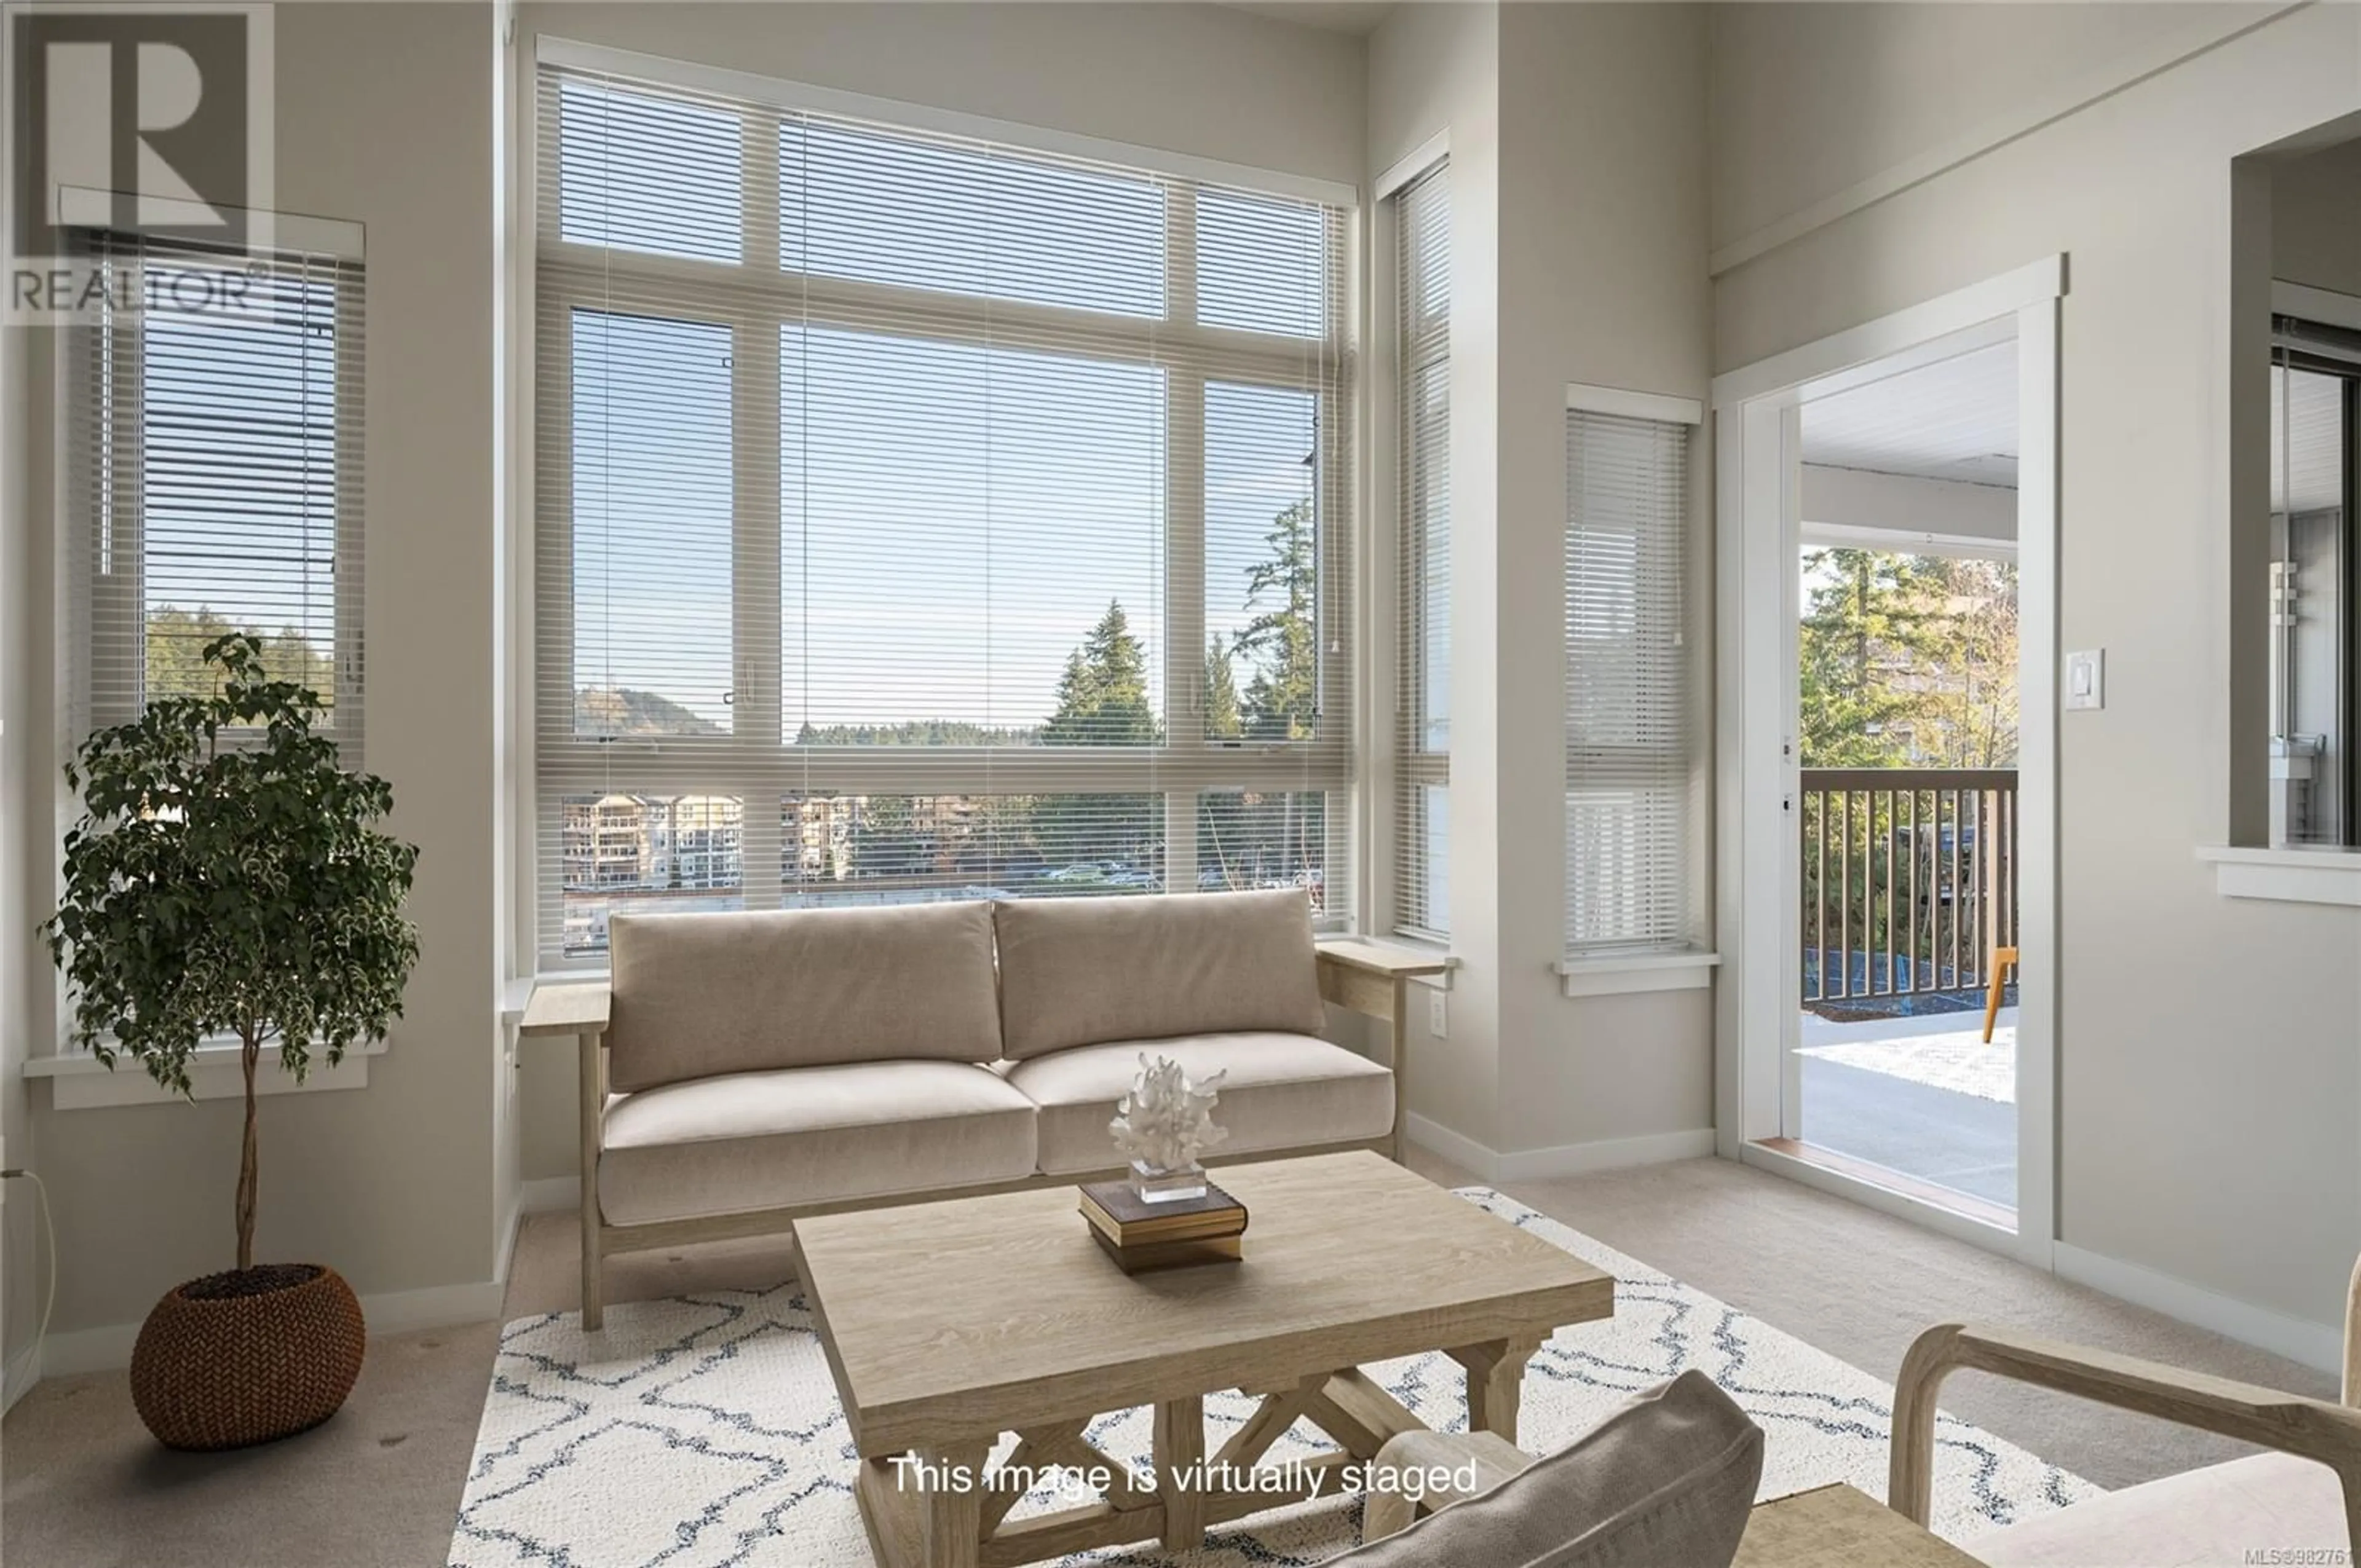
{"left": 129, "top": 1264, "right": 366, "bottom": 1451}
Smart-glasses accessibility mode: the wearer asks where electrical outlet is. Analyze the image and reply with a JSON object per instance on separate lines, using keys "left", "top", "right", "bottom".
{"left": 1427, "top": 989, "right": 1448, "bottom": 1041}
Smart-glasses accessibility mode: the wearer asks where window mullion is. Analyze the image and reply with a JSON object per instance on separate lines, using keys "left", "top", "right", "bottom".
{"left": 727, "top": 109, "right": 785, "bottom": 912}
{"left": 1163, "top": 183, "right": 1204, "bottom": 889}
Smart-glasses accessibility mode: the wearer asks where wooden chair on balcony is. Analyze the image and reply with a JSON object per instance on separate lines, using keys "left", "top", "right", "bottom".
{"left": 1982, "top": 946, "right": 2017, "bottom": 1043}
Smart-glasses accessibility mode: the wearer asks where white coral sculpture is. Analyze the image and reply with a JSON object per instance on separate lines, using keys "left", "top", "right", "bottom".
{"left": 1109, "top": 1052, "right": 1229, "bottom": 1173}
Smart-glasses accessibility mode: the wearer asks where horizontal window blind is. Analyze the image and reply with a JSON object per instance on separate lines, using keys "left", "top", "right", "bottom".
{"left": 1564, "top": 408, "right": 1690, "bottom": 955}
{"left": 536, "top": 60, "right": 1353, "bottom": 964}
{"left": 68, "top": 235, "right": 365, "bottom": 758}
{"left": 1394, "top": 162, "right": 1450, "bottom": 940}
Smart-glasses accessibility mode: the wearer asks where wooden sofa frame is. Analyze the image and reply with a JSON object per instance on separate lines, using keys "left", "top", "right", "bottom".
{"left": 519, "top": 937, "right": 1449, "bottom": 1330}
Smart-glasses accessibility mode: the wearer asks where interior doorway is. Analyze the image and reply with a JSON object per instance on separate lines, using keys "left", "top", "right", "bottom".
{"left": 1713, "top": 259, "right": 2061, "bottom": 1266}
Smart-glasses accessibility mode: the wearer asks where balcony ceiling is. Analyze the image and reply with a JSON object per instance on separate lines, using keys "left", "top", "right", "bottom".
{"left": 1801, "top": 341, "right": 2020, "bottom": 489}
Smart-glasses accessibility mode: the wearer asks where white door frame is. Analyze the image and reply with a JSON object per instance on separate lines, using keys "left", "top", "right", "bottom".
{"left": 1710, "top": 255, "right": 2064, "bottom": 1270}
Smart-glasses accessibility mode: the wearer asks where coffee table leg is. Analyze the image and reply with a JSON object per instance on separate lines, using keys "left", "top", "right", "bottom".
{"left": 857, "top": 1445, "right": 987, "bottom": 1568}
{"left": 921, "top": 1441, "right": 989, "bottom": 1568}
{"left": 1154, "top": 1394, "right": 1206, "bottom": 1551}
{"left": 1455, "top": 1336, "right": 1541, "bottom": 1445}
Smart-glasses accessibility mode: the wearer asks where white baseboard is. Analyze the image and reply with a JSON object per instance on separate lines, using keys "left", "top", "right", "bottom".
{"left": 494, "top": 1189, "right": 524, "bottom": 1290}
{"left": 1402, "top": 1113, "right": 1500, "bottom": 1178}
{"left": 521, "top": 1175, "right": 580, "bottom": 1215}
{"left": 38, "top": 1275, "right": 509, "bottom": 1379}
{"left": 1406, "top": 1116, "right": 1717, "bottom": 1184}
{"left": 2053, "top": 1242, "right": 2343, "bottom": 1377}
{"left": 1, "top": 1342, "right": 41, "bottom": 1415}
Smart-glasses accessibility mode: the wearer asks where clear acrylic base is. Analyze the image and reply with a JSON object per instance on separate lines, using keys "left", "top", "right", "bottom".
{"left": 1130, "top": 1159, "right": 1209, "bottom": 1204}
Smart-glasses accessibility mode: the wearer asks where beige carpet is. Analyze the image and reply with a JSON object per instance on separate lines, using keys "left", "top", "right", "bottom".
{"left": 5, "top": 1150, "right": 2337, "bottom": 1566}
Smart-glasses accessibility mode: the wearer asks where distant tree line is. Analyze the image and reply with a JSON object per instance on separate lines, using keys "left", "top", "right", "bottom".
{"left": 148, "top": 607, "right": 335, "bottom": 706}
{"left": 582, "top": 494, "right": 1333, "bottom": 900}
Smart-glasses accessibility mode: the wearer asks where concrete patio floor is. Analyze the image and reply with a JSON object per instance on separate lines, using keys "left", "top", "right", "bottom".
{"left": 1797, "top": 1009, "right": 2018, "bottom": 1211}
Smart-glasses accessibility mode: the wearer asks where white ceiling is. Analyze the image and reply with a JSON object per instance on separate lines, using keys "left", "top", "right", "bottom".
{"left": 1800, "top": 341, "right": 2020, "bottom": 489}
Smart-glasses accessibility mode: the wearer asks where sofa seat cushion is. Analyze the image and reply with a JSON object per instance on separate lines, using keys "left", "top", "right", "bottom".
{"left": 598, "top": 1060, "right": 1038, "bottom": 1227}
{"left": 1005, "top": 1032, "right": 1393, "bottom": 1176}
{"left": 1964, "top": 1452, "right": 2346, "bottom": 1567}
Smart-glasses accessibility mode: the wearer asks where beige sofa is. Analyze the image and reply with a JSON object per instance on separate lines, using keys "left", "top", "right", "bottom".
{"left": 518, "top": 888, "right": 1435, "bottom": 1328}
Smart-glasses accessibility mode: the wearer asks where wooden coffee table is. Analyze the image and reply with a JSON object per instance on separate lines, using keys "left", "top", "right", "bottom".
{"left": 792, "top": 1149, "right": 1615, "bottom": 1568}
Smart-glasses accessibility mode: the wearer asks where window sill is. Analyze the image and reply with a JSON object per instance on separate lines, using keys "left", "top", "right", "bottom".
{"left": 25, "top": 1038, "right": 386, "bottom": 1110}
{"left": 1321, "top": 935, "right": 1455, "bottom": 989}
{"left": 2197, "top": 845, "right": 2361, "bottom": 907}
{"left": 1554, "top": 949, "right": 1720, "bottom": 998}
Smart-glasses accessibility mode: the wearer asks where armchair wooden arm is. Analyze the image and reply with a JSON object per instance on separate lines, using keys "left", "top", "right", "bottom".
{"left": 1314, "top": 941, "right": 1452, "bottom": 1162}
{"left": 1889, "top": 1320, "right": 2361, "bottom": 1550}
{"left": 521, "top": 982, "right": 612, "bottom": 1329}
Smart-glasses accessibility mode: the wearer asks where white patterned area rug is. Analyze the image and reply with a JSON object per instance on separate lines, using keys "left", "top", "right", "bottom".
{"left": 1799, "top": 1026, "right": 2017, "bottom": 1104}
{"left": 449, "top": 1189, "right": 2094, "bottom": 1567}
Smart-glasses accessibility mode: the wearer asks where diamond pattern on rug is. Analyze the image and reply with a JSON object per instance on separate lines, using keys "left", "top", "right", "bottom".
{"left": 449, "top": 1188, "right": 2095, "bottom": 1567}
{"left": 1799, "top": 1026, "right": 2016, "bottom": 1104}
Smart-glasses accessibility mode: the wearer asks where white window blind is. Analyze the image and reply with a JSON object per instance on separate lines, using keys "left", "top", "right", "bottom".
{"left": 536, "top": 60, "right": 1355, "bottom": 966}
{"left": 1564, "top": 406, "right": 1691, "bottom": 955}
{"left": 68, "top": 235, "right": 366, "bottom": 758}
{"left": 1394, "top": 162, "right": 1450, "bottom": 941}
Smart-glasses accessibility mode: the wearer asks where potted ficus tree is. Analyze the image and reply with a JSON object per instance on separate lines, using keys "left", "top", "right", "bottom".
{"left": 44, "top": 634, "right": 419, "bottom": 1451}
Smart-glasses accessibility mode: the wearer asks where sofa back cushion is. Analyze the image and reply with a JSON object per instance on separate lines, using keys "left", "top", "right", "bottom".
{"left": 993, "top": 888, "right": 1327, "bottom": 1060}
{"left": 606, "top": 903, "right": 1003, "bottom": 1092}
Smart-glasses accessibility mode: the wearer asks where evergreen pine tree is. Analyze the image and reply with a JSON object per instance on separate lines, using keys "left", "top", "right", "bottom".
{"left": 1037, "top": 600, "right": 1158, "bottom": 877}
{"left": 1236, "top": 500, "right": 1319, "bottom": 741}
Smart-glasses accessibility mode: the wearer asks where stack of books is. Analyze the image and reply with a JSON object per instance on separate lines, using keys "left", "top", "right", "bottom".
{"left": 1079, "top": 1180, "right": 1249, "bottom": 1274}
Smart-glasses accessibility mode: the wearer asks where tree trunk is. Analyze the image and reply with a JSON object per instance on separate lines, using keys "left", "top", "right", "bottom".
{"left": 235, "top": 1028, "right": 260, "bottom": 1272}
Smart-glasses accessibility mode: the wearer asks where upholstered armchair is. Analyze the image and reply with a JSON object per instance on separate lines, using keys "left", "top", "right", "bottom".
{"left": 1886, "top": 1258, "right": 2361, "bottom": 1564}
{"left": 1349, "top": 1260, "right": 2361, "bottom": 1567}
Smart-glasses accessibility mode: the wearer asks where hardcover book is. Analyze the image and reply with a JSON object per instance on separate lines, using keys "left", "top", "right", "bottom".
{"left": 1086, "top": 1227, "right": 1245, "bottom": 1275}
{"left": 1079, "top": 1180, "right": 1248, "bottom": 1248}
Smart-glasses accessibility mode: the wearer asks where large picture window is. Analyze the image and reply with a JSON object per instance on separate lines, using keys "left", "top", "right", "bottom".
{"left": 1393, "top": 162, "right": 1450, "bottom": 940}
{"left": 70, "top": 236, "right": 366, "bottom": 759}
{"left": 534, "top": 60, "right": 1355, "bottom": 964}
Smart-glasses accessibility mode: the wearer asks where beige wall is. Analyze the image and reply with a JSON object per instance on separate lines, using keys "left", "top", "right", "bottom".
{"left": 1369, "top": 2, "right": 1503, "bottom": 1148}
{"left": 1364, "top": 3, "right": 1715, "bottom": 1164}
{"left": 1709, "top": 3, "right": 2273, "bottom": 257}
{"left": 1493, "top": 1, "right": 1714, "bottom": 1157}
{"left": 1714, "top": 1, "right": 2361, "bottom": 1329}
{"left": 17, "top": 3, "right": 498, "bottom": 1342}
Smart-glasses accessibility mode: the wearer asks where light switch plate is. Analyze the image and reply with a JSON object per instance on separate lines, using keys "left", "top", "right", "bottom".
{"left": 2066, "top": 648, "right": 2105, "bottom": 711}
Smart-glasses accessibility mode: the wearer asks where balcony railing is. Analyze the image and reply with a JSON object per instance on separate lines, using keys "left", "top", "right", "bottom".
{"left": 1801, "top": 768, "right": 2019, "bottom": 1009}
